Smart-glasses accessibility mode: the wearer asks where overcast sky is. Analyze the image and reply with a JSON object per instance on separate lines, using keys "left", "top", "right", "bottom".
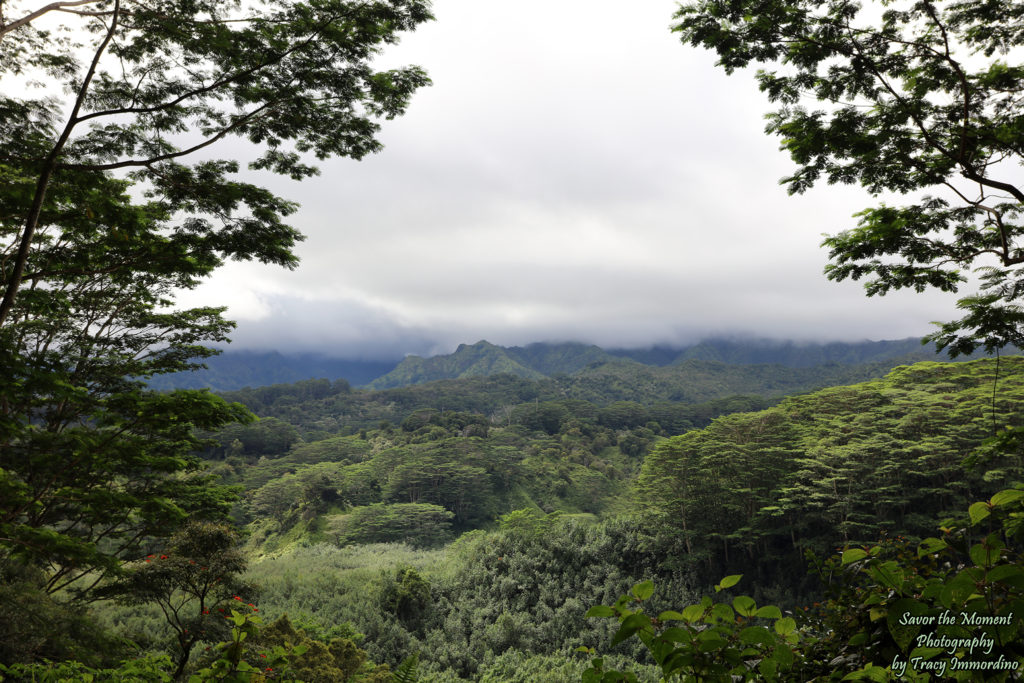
{"left": 175, "top": 0, "right": 965, "bottom": 360}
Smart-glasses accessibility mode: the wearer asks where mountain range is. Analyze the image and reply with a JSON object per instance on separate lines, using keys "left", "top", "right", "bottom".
{"left": 146, "top": 337, "right": 968, "bottom": 393}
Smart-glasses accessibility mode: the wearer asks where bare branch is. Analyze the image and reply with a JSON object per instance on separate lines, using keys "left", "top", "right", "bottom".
{"left": 0, "top": 0, "right": 102, "bottom": 39}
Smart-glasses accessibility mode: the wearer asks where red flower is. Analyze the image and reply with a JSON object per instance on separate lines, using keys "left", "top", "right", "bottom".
{"left": 260, "top": 654, "right": 267, "bottom": 659}
{"left": 233, "top": 596, "right": 242, "bottom": 601}
{"left": 160, "top": 554, "right": 168, "bottom": 559}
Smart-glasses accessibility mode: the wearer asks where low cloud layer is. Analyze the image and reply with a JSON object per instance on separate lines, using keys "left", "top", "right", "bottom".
{"left": 176, "top": 0, "right": 969, "bottom": 359}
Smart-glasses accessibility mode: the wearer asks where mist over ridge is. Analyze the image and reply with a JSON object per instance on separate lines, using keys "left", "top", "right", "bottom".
{"left": 147, "top": 335, "right": 971, "bottom": 393}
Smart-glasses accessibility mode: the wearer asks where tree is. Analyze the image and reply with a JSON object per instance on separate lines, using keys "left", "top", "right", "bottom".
{"left": 674, "top": 0, "right": 1024, "bottom": 354}
{"left": 0, "top": 0, "right": 432, "bottom": 326}
{"left": 0, "top": 0, "right": 431, "bottom": 609}
{"left": 105, "top": 521, "right": 252, "bottom": 679}
{"left": 327, "top": 502, "right": 454, "bottom": 547}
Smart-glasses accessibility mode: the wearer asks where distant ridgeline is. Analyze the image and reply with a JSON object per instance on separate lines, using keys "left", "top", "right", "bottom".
{"left": 148, "top": 337, "right": 982, "bottom": 393}
{"left": 145, "top": 350, "right": 398, "bottom": 392}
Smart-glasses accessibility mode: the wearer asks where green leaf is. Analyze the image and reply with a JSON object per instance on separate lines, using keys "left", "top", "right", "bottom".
{"left": 681, "top": 605, "right": 705, "bottom": 623}
{"left": 611, "top": 613, "right": 652, "bottom": 647}
{"left": 773, "top": 643, "right": 795, "bottom": 667}
{"left": 733, "top": 595, "right": 757, "bottom": 617}
{"left": 868, "top": 560, "right": 904, "bottom": 590}
{"left": 991, "top": 488, "right": 1024, "bottom": 506}
{"left": 659, "top": 627, "right": 691, "bottom": 643}
{"left": 631, "top": 580, "right": 655, "bottom": 601}
{"left": 917, "top": 537, "right": 948, "bottom": 558}
{"left": 970, "top": 542, "right": 998, "bottom": 568}
{"left": 842, "top": 664, "right": 890, "bottom": 681}
{"left": 738, "top": 625, "right": 774, "bottom": 646}
{"left": 586, "top": 605, "right": 616, "bottom": 618}
{"left": 774, "top": 617, "right": 796, "bottom": 636}
{"left": 695, "top": 631, "right": 728, "bottom": 651}
{"left": 716, "top": 574, "right": 742, "bottom": 591}
{"left": 755, "top": 605, "right": 782, "bottom": 619}
{"left": 969, "top": 501, "right": 991, "bottom": 525}
{"left": 987, "top": 564, "right": 1024, "bottom": 586}
{"left": 658, "top": 610, "right": 686, "bottom": 621}
{"left": 886, "top": 598, "right": 926, "bottom": 651}
{"left": 711, "top": 603, "right": 735, "bottom": 623}
{"left": 841, "top": 548, "right": 868, "bottom": 565}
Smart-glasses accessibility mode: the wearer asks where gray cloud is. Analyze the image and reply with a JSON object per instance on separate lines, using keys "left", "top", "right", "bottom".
{"left": 178, "top": 0, "right": 970, "bottom": 358}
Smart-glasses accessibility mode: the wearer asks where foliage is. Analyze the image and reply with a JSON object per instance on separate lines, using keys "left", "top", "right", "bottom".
{"left": 102, "top": 522, "right": 253, "bottom": 679}
{"left": 0, "top": 557, "right": 131, "bottom": 667}
{"left": 0, "top": 0, "right": 433, "bottom": 635}
{"left": 636, "top": 358, "right": 1024, "bottom": 582}
{"left": 256, "top": 615, "right": 390, "bottom": 683}
{"left": 187, "top": 603, "right": 305, "bottom": 682}
{"left": 213, "top": 355, "right": 937, "bottom": 438}
{"left": 798, "top": 486, "right": 1024, "bottom": 681}
{"left": 674, "top": 0, "right": 1024, "bottom": 353}
{"left": 0, "top": 173, "right": 254, "bottom": 598}
{"left": 379, "top": 568, "right": 432, "bottom": 631}
{"left": 390, "top": 653, "right": 419, "bottom": 683}
{"left": 0, "top": 0, "right": 432, "bottom": 324}
{"left": 585, "top": 487, "right": 1024, "bottom": 682}
{"left": 209, "top": 419, "right": 301, "bottom": 459}
{"left": 0, "top": 655, "right": 174, "bottom": 682}
{"left": 581, "top": 576, "right": 800, "bottom": 682}
{"left": 329, "top": 505, "right": 454, "bottom": 548}
{"left": 0, "top": 149, "right": 245, "bottom": 617}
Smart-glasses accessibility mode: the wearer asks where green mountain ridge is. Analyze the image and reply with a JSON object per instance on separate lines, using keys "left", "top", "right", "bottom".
{"left": 366, "top": 340, "right": 609, "bottom": 389}
{"left": 367, "top": 341, "right": 547, "bottom": 389}
{"left": 367, "top": 337, "right": 964, "bottom": 390}
{"left": 145, "top": 336, "right": 990, "bottom": 394}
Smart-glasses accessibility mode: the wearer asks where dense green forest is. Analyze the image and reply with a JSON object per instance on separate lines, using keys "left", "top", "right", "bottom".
{"left": 5, "top": 355, "right": 1023, "bottom": 680}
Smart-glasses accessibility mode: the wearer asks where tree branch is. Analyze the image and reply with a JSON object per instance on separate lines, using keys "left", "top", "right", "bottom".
{"left": 0, "top": 0, "right": 102, "bottom": 39}
{"left": 0, "top": 0, "right": 121, "bottom": 327}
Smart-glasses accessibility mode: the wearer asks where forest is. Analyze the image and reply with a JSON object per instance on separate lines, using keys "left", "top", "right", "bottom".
{"left": 3, "top": 0, "right": 1024, "bottom": 680}
{"left": 4, "top": 354, "right": 1024, "bottom": 680}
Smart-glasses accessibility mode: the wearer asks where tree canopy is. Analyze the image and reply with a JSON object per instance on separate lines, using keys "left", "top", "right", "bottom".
{"left": 0, "top": 0, "right": 433, "bottom": 608}
{"left": 0, "top": 0, "right": 432, "bottom": 325}
{"left": 674, "top": 0, "right": 1024, "bottom": 354}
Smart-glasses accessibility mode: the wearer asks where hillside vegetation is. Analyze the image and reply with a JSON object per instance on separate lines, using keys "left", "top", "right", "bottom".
{"left": 141, "top": 359, "right": 1024, "bottom": 677}
{"left": 6, "top": 357, "right": 1022, "bottom": 680}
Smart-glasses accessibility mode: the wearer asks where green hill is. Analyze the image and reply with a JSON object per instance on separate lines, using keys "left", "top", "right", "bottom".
{"left": 366, "top": 340, "right": 617, "bottom": 389}
{"left": 366, "top": 341, "right": 547, "bottom": 389}
{"left": 637, "top": 356, "right": 1024, "bottom": 578}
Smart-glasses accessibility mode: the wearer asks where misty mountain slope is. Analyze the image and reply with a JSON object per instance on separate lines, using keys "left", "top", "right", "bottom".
{"left": 147, "top": 336, "right": 990, "bottom": 393}
{"left": 610, "top": 337, "right": 941, "bottom": 367}
{"left": 366, "top": 341, "right": 549, "bottom": 389}
{"left": 146, "top": 351, "right": 399, "bottom": 392}
{"left": 556, "top": 355, "right": 938, "bottom": 404}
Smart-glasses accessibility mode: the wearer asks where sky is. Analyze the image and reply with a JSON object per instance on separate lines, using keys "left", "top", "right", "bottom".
{"left": 174, "top": 0, "right": 966, "bottom": 360}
